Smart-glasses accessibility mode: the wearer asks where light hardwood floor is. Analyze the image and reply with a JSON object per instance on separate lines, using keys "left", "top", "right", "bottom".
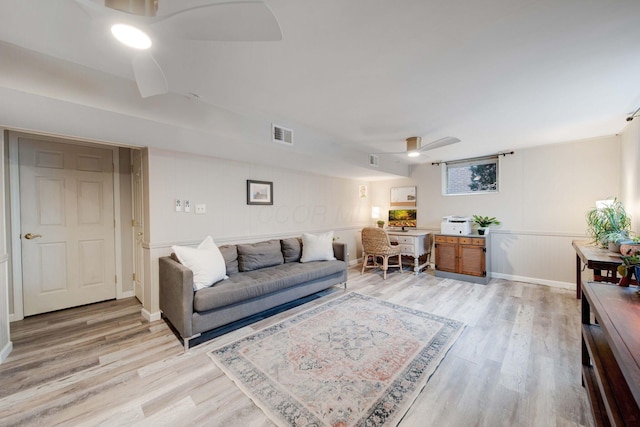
{"left": 0, "top": 268, "right": 594, "bottom": 426}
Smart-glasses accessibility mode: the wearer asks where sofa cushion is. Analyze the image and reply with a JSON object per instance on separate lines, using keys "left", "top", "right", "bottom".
{"left": 281, "top": 237, "right": 302, "bottom": 263}
{"left": 237, "top": 240, "right": 284, "bottom": 272}
{"left": 300, "top": 231, "right": 336, "bottom": 262}
{"left": 193, "top": 260, "right": 346, "bottom": 312}
{"left": 171, "top": 236, "right": 227, "bottom": 291}
{"left": 219, "top": 244, "right": 239, "bottom": 274}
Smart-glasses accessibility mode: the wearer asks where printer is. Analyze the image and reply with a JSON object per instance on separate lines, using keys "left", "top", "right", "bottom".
{"left": 441, "top": 216, "right": 472, "bottom": 235}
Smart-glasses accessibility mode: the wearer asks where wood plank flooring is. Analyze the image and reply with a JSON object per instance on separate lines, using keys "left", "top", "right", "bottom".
{"left": 0, "top": 268, "right": 594, "bottom": 426}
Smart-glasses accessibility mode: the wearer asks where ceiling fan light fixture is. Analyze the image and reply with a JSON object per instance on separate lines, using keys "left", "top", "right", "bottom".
{"left": 111, "top": 23, "right": 152, "bottom": 49}
{"left": 406, "top": 136, "right": 421, "bottom": 151}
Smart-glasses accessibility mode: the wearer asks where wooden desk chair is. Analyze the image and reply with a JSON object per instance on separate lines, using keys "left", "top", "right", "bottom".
{"left": 361, "top": 227, "right": 403, "bottom": 280}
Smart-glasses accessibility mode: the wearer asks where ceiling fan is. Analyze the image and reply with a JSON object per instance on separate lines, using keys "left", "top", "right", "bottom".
{"left": 372, "top": 136, "right": 461, "bottom": 158}
{"left": 74, "top": 0, "right": 283, "bottom": 98}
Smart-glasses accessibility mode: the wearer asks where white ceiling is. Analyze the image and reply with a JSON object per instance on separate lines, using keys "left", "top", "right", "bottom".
{"left": 1, "top": 0, "right": 639, "bottom": 179}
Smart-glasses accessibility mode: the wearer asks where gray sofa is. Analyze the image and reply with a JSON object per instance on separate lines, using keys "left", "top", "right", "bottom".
{"left": 159, "top": 237, "right": 348, "bottom": 350}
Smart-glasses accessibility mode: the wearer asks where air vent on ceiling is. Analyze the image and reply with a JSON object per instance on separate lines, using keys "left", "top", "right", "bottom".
{"left": 272, "top": 124, "right": 293, "bottom": 145}
{"left": 369, "top": 154, "right": 379, "bottom": 167}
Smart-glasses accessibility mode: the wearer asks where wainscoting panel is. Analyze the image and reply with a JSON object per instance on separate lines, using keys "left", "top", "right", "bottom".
{"left": 0, "top": 254, "right": 12, "bottom": 363}
{"left": 489, "top": 231, "right": 587, "bottom": 289}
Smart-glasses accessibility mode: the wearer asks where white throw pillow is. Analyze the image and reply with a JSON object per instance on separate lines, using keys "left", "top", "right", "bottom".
{"left": 172, "top": 236, "right": 227, "bottom": 291}
{"left": 300, "top": 231, "right": 336, "bottom": 263}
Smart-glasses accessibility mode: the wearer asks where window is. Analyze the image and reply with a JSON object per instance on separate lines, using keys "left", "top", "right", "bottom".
{"left": 442, "top": 157, "right": 499, "bottom": 195}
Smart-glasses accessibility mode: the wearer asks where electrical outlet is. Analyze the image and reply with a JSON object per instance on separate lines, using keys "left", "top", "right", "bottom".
{"left": 175, "top": 199, "right": 182, "bottom": 212}
{"left": 195, "top": 204, "right": 206, "bottom": 214}
{"left": 184, "top": 200, "right": 191, "bottom": 213}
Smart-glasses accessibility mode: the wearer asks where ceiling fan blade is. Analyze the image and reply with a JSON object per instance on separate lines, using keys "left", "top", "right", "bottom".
{"left": 418, "top": 136, "right": 461, "bottom": 152}
{"left": 132, "top": 51, "right": 168, "bottom": 97}
{"left": 372, "top": 150, "right": 410, "bottom": 155}
{"left": 152, "top": 1, "right": 282, "bottom": 41}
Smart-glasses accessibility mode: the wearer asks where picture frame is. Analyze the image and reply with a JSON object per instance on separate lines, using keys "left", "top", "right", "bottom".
{"left": 359, "top": 184, "right": 368, "bottom": 199}
{"left": 247, "top": 180, "right": 273, "bottom": 205}
{"left": 390, "top": 186, "right": 416, "bottom": 207}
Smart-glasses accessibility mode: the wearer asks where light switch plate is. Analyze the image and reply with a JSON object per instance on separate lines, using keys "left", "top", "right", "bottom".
{"left": 184, "top": 200, "right": 191, "bottom": 213}
{"left": 175, "top": 199, "right": 182, "bottom": 212}
{"left": 195, "top": 204, "right": 206, "bottom": 214}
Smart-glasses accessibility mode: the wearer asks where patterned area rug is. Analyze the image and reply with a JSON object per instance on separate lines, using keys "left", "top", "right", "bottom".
{"left": 208, "top": 292, "right": 464, "bottom": 426}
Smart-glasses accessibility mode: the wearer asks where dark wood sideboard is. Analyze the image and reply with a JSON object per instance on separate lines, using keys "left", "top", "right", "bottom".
{"left": 581, "top": 281, "right": 640, "bottom": 426}
{"left": 573, "top": 240, "right": 623, "bottom": 299}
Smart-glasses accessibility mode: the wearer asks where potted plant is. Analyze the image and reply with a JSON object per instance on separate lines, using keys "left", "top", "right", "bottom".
{"left": 376, "top": 220, "right": 385, "bottom": 229}
{"left": 586, "top": 198, "right": 632, "bottom": 250}
{"left": 473, "top": 215, "right": 500, "bottom": 235}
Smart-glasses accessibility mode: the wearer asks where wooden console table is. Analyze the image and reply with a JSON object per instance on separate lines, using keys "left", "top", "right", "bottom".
{"left": 581, "top": 281, "right": 640, "bottom": 426}
{"left": 386, "top": 230, "right": 432, "bottom": 274}
{"left": 573, "top": 240, "right": 623, "bottom": 299}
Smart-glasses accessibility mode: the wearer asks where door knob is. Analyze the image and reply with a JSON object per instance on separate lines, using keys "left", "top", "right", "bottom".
{"left": 137, "top": 232, "right": 143, "bottom": 236}
{"left": 24, "top": 233, "right": 42, "bottom": 240}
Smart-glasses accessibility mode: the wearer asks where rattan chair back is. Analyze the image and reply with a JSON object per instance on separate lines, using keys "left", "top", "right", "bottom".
{"left": 361, "top": 227, "right": 400, "bottom": 256}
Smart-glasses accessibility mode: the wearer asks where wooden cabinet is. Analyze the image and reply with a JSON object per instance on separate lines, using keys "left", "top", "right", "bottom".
{"left": 581, "top": 282, "right": 640, "bottom": 426}
{"left": 434, "top": 236, "right": 457, "bottom": 273}
{"left": 434, "top": 234, "right": 490, "bottom": 284}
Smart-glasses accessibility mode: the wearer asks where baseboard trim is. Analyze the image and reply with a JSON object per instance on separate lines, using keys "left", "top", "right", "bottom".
{"left": 491, "top": 272, "right": 575, "bottom": 290}
{"left": 141, "top": 308, "right": 161, "bottom": 322}
{"left": 118, "top": 290, "right": 134, "bottom": 299}
{"left": 0, "top": 341, "right": 13, "bottom": 364}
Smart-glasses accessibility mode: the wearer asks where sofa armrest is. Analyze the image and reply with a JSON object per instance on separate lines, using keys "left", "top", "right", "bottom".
{"left": 333, "top": 242, "right": 348, "bottom": 262}
{"left": 159, "top": 256, "right": 194, "bottom": 338}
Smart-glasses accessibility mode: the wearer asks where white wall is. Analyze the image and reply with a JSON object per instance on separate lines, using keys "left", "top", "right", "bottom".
{"left": 141, "top": 148, "right": 371, "bottom": 317}
{"left": 371, "top": 136, "right": 621, "bottom": 288}
{"left": 620, "top": 118, "right": 640, "bottom": 231}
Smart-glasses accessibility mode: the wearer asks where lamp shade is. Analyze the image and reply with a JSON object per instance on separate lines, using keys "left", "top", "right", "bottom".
{"left": 371, "top": 206, "right": 380, "bottom": 219}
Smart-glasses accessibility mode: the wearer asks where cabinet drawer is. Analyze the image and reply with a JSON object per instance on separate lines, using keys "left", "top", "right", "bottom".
{"left": 397, "top": 236, "right": 414, "bottom": 244}
{"left": 435, "top": 235, "right": 459, "bottom": 243}
{"left": 400, "top": 244, "right": 415, "bottom": 253}
{"left": 459, "top": 237, "right": 485, "bottom": 246}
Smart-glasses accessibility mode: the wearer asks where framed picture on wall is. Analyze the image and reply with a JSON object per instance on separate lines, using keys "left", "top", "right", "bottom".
{"left": 359, "top": 184, "right": 368, "bottom": 199}
{"left": 247, "top": 180, "right": 273, "bottom": 205}
{"left": 390, "top": 186, "right": 416, "bottom": 207}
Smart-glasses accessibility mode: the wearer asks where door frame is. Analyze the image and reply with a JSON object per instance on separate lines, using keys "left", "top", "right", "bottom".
{"left": 131, "top": 149, "right": 144, "bottom": 305}
{"left": 8, "top": 132, "right": 125, "bottom": 321}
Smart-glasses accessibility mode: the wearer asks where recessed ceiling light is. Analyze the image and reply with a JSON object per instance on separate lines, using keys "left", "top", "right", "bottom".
{"left": 111, "top": 24, "right": 152, "bottom": 49}
{"left": 407, "top": 151, "right": 420, "bottom": 157}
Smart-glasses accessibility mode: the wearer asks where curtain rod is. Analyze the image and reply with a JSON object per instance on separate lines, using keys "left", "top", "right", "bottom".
{"left": 627, "top": 105, "right": 640, "bottom": 122}
{"left": 431, "top": 151, "right": 514, "bottom": 166}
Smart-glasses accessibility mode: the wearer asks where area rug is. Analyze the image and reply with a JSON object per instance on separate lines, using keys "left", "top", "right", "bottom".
{"left": 208, "top": 292, "right": 464, "bottom": 427}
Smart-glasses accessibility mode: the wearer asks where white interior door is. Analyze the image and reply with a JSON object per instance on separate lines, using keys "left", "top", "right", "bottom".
{"left": 19, "top": 138, "right": 116, "bottom": 316}
{"left": 132, "top": 149, "right": 144, "bottom": 304}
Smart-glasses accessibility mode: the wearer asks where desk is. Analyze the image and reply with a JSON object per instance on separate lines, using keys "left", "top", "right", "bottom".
{"left": 387, "top": 230, "right": 432, "bottom": 274}
{"left": 572, "top": 240, "right": 622, "bottom": 299}
{"left": 581, "top": 282, "right": 640, "bottom": 426}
